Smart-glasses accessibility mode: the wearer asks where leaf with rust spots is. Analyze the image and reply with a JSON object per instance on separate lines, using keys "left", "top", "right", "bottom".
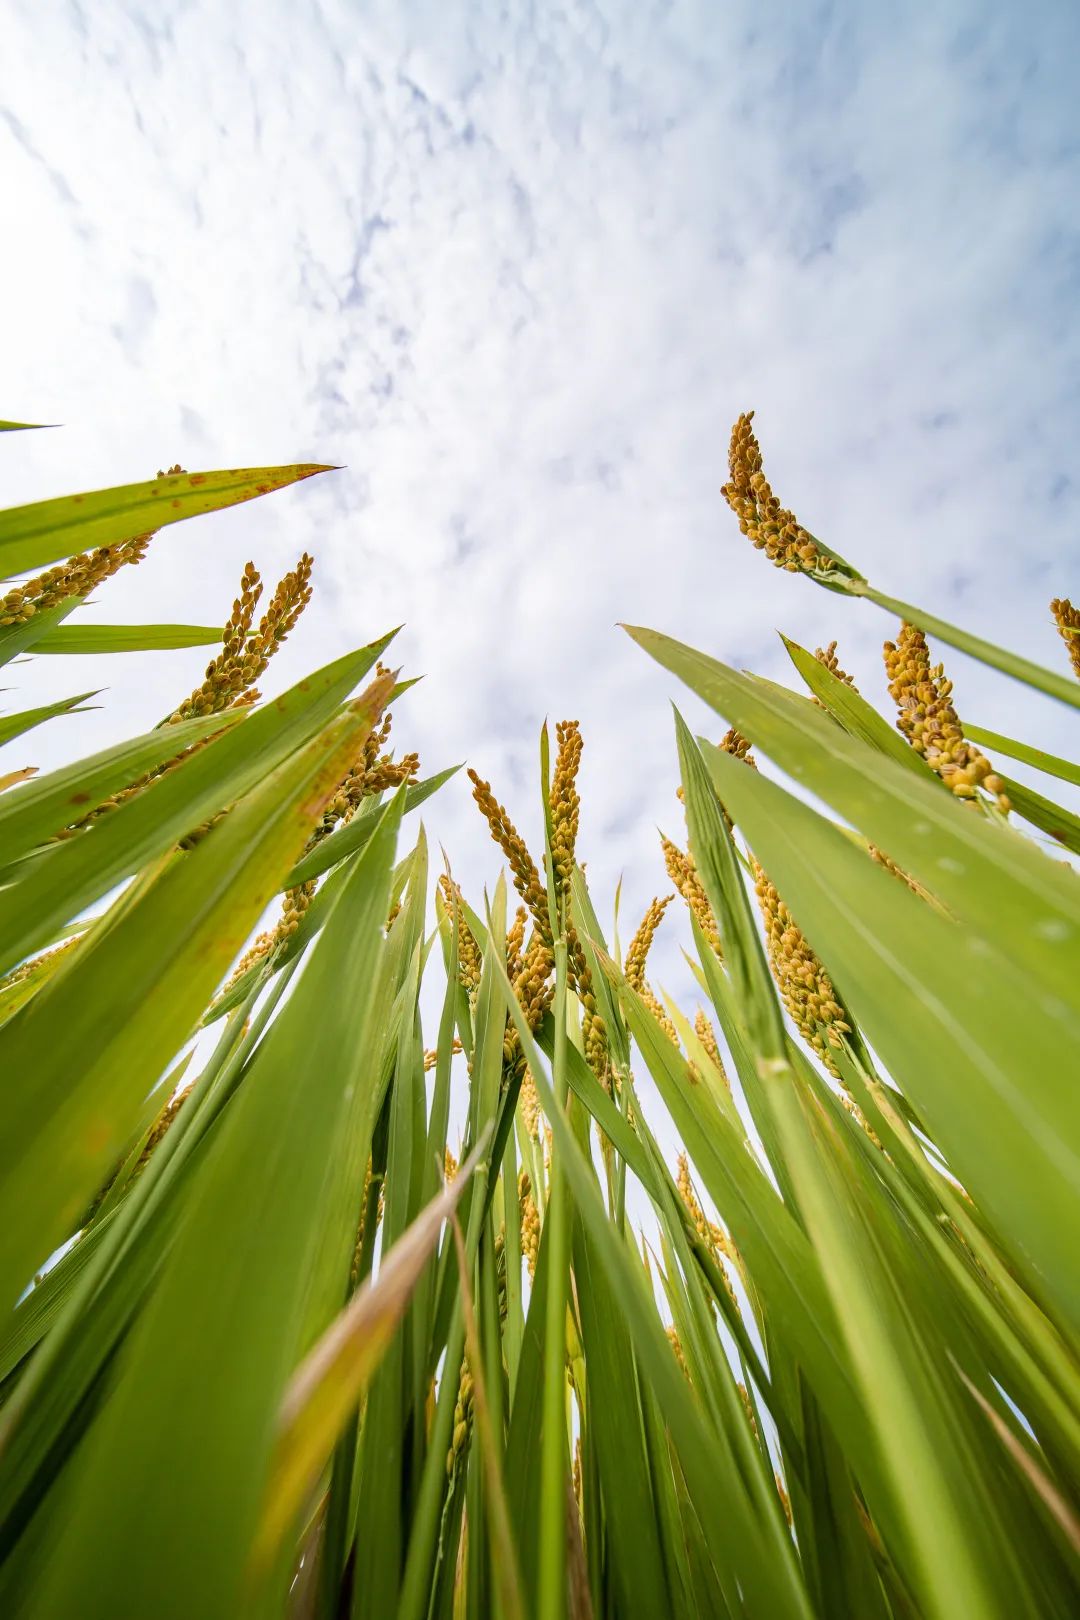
{"left": 0, "top": 464, "right": 337, "bottom": 579}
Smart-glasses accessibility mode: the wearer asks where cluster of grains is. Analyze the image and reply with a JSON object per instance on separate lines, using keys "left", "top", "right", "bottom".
{"left": 312, "top": 691, "right": 418, "bottom": 832}
{"left": 423, "top": 1038, "right": 464, "bottom": 1073}
{"left": 220, "top": 879, "right": 316, "bottom": 996}
{"left": 134, "top": 1084, "right": 194, "bottom": 1178}
{"left": 751, "top": 858, "right": 851, "bottom": 1076}
{"left": 676, "top": 1153, "right": 742, "bottom": 1310}
{"left": 1051, "top": 598, "right": 1080, "bottom": 681}
{"left": 661, "top": 836, "right": 722, "bottom": 956}
{"left": 519, "top": 1170, "right": 540, "bottom": 1280}
{"left": 505, "top": 905, "right": 527, "bottom": 981}
{"left": 737, "top": 1383, "right": 759, "bottom": 1443}
{"left": 841, "top": 1093, "right": 884, "bottom": 1151}
{"left": 721, "top": 411, "right": 833, "bottom": 577}
{"left": 811, "top": 640, "right": 858, "bottom": 709}
{"left": 624, "top": 896, "right": 678, "bottom": 1043}
{"left": 518, "top": 1066, "right": 541, "bottom": 1140}
{"left": 467, "top": 769, "right": 550, "bottom": 944}
{"left": 439, "top": 875, "right": 483, "bottom": 1000}
{"left": 445, "top": 1362, "right": 474, "bottom": 1476}
{"left": 693, "top": 1009, "right": 730, "bottom": 1090}
{"left": 814, "top": 640, "right": 856, "bottom": 688}
{"left": 667, "top": 1325, "right": 690, "bottom": 1379}
{"left": 171, "top": 554, "right": 314, "bottom": 722}
{"left": 1, "top": 532, "right": 154, "bottom": 627}
{"left": 884, "top": 623, "right": 1009, "bottom": 810}
{"left": 720, "top": 726, "right": 756, "bottom": 765}
{"left": 219, "top": 680, "right": 415, "bottom": 997}
{"left": 349, "top": 1159, "right": 376, "bottom": 1291}
{"left": 676, "top": 1154, "right": 731, "bottom": 1261}
{"left": 470, "top": 733, "right": 609, "bottom": 1085}
{"left": 0, "top": 932, "right": 81, "bottom": 993}
{"left": 549, "top": 720, "right": 582, "bottom": 902}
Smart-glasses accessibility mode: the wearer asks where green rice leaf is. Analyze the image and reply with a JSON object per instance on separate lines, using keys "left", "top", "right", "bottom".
{"left": 0, "top": 464, "right": 335, "bottom": 580}
{"left": 30, "top": 623, "right": 225, "bottom": 655}
{"left": 0, "top": 691, "right": 100, "bottom": 748}
{"left": 0, "top": 675, "right": 395, "bottom": 1318}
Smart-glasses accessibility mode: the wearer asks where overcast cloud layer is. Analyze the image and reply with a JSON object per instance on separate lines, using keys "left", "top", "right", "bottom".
{"left": 2, "top": 0, "right": 1079, "bottom": 1004}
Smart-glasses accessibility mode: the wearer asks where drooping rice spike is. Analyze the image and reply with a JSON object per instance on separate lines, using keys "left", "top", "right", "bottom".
{"left": 0, "top": 532, "right": 154, "bottom": 626}
{"left": 721, "top": 411, "right": 860, "bottom": 584}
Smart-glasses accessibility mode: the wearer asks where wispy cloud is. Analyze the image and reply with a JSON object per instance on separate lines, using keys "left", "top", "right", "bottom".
{"left": 2, "top": 0, "right": 1079, "bottom": 1007}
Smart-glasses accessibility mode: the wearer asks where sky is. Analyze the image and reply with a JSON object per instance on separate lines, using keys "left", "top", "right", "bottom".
{"left": 2, "top": 0, "right": 1080, "bottom": 1020}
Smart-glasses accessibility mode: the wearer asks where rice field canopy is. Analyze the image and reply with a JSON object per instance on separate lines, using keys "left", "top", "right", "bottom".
{"left": 0, "top": 418, "right": 1077, "bottom": 1619}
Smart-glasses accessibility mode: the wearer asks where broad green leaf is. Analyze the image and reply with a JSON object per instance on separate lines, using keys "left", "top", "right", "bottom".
{"left": 25, "top": 790, "right": 404, "bottom": 1620}
{"left": 627, "top": 625, "right": 1080, "bottom": 1015}
{"left": 0, "top": 691, "right": 99, "bottom": 748}
{"left": 0, "top": 599, "right": 83, "bottom": 669}
{"left": 495, "top": 951, "right": 813, "bottom": 1620}
{"left": 997, "top": 774, "right": 1080, "bottom": 856}
{"left": 0, "top": 635, "right": 397, "bottom": 977}
{"left": 697, "top": 739, "right": 1080, "bottom": 1337}
{"left": 0, "top": 676, "right": 394, "bottom": 1317}
{"left": 30, "top": 622, "right": 225, "bottom": 655}
{"left": 0, "top": 705, "right": 249, "bottom": 869}
{"left": 0, "top": 464, "right": 335, "bottom": 579}
{"left": 253, "top": 1143, "right": 483, "bottom": 1576}
{"left": 285, "top": 764, "right": 461, "bottom": 887}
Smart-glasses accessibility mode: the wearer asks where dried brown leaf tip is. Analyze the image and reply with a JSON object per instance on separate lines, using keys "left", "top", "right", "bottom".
{"left": 1051, "top": 598, "right": 1080, "bottom": 682}
{"left": 751, "top": 856, "right": 851, "bottom": 1077}
{"left": 661, "top": 835, "right": 723, "bottom": 957}
{"left": 467, "top": 767, "right": 550, "bottom": 943}
{"left": 884, "top": 623, "right": 1009, "bottom": 811}
{"left": 1, "top": 533, "right": 154, "bottom": 625}
{"left": 721, "top": 412, "right": 859, "bottom": 584}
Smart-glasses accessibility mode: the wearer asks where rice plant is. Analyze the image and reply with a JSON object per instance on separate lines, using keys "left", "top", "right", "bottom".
{"left": 0, "top": 414, "right": 1076, "bottom": 1618}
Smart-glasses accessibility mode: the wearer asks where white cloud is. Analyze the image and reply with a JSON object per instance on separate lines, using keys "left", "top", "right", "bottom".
{"left": 2, "top": 0, "right": 1079, "bottom": 1039}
